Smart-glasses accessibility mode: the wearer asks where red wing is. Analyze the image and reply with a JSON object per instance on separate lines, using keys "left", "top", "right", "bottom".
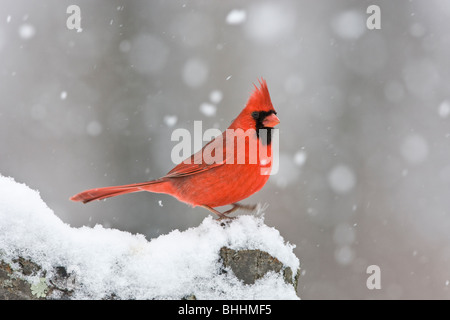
{"left": 164, "top": 133, "right": 230, "bottom": 178}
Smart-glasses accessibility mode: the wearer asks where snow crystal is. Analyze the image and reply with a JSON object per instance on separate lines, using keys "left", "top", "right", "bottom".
{"left": 209, "top": 90, "right": 223, "bottom": 104}
{"left": 6, "top": 15, "right": 11, "bottom": 23}
{"left": 200, "top": 102, "right": 216, "bottom": 117}
{"left": 226, "top": 9, "right": 247, "bottom": 25}
{"left": 245, "top": 3, "right": 295, "bottom": 43}
{"left": 119, "top": 40, "right": 131, "bottom": 53}
{"left": 293, "top": 150, "right": 307, "bottom": 167}
{"left": 438, "top": 100, "right": 450, "bottom": 118}
{"left": 401, "top": 134, "right": 428, "bottom": 165}
{"left": 18, "top": 23, "right": 36, "bottom": 40}
{"left": 328, "top": 164, "right": 356, "bottom": 194}
{"left": 271, "top": 153, "right": 300, "bottom": 188}
{"left": 163, "top": 115, "right": 178, "bottom": 127}
{"left": 331, "top": 10, "right": 366, "bottom": 40}
{"left": 86, "top": 121, "right": 103, "bottom": 136}
{"left": 60, "top": 91, "right": 68, "bottom": 100}
{"left": 0, "top": 176, "right": 299, "bottom": 299}
{"left": 402, "top": 169, "right": 408, "bottom": 177}
{"left": 334, "top": 245, "right": 354, "bottom": 266}
{"left": 182, "top": 58, "right": 209, "bottom": 88}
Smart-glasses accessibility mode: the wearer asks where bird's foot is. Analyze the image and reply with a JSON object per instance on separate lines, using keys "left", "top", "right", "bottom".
{"left": 201, "top": 205, "right": 235, "bottom": 220}
{"left": 201, "top": 203, "right": 257, "bottom": 220}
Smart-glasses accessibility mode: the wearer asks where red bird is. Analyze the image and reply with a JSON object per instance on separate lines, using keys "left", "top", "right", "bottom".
{"left": 71, "top": 79, "right": 280, "bottom": 219}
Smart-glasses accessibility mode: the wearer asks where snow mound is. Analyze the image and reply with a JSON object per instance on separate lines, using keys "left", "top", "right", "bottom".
{"left": 0, "top": 175, "right": 299, "bottom": 299}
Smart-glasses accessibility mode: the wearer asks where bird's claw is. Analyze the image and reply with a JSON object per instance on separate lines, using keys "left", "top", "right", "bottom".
{"left": 201, "top": 203, "right": 258, "bottom": 220}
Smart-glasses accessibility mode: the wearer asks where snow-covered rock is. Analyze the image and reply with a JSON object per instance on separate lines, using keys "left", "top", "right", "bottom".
{"left": 0, "top": 175, "right": 300, "bottom": 300}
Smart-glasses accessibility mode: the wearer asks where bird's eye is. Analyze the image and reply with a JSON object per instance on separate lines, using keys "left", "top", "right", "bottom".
{"left": 251, "top": 111, "right": 259, "bottom": 119}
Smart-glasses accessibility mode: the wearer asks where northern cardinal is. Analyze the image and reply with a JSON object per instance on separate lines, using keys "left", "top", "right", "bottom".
{"left": 71, "top": 79, "right": 279, "bottom": 218}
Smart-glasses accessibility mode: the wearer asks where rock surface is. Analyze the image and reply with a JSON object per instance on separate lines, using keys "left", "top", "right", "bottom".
{"left": 219, "top": 247, "right": 299, "bottom": 288}
{"left": 1, "top": 248, "right": 299, "bottom": 300}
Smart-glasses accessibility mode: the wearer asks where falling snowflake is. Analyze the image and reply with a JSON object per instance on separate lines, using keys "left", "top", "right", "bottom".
{"left": 163, "top": 115, "right": 178, "bottom": 127}
{"left": 226, "top": 9, "right": 247, "bottom": 25}
{"left": 200, "top": 103, "right": 217, "bottom": 117}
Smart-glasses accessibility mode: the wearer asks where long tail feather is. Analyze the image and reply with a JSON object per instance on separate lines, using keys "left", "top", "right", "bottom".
{"left": 70, "top": 180, "right": 169, "bottom": 204}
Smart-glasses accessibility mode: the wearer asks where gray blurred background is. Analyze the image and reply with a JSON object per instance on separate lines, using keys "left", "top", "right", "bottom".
{"left": 1, "top": 0, "right": 450, "bottom": 299}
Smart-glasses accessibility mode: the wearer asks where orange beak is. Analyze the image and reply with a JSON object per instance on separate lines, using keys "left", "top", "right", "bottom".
{"left": 262, "top": 113, "right": 280, "bottom": 127}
